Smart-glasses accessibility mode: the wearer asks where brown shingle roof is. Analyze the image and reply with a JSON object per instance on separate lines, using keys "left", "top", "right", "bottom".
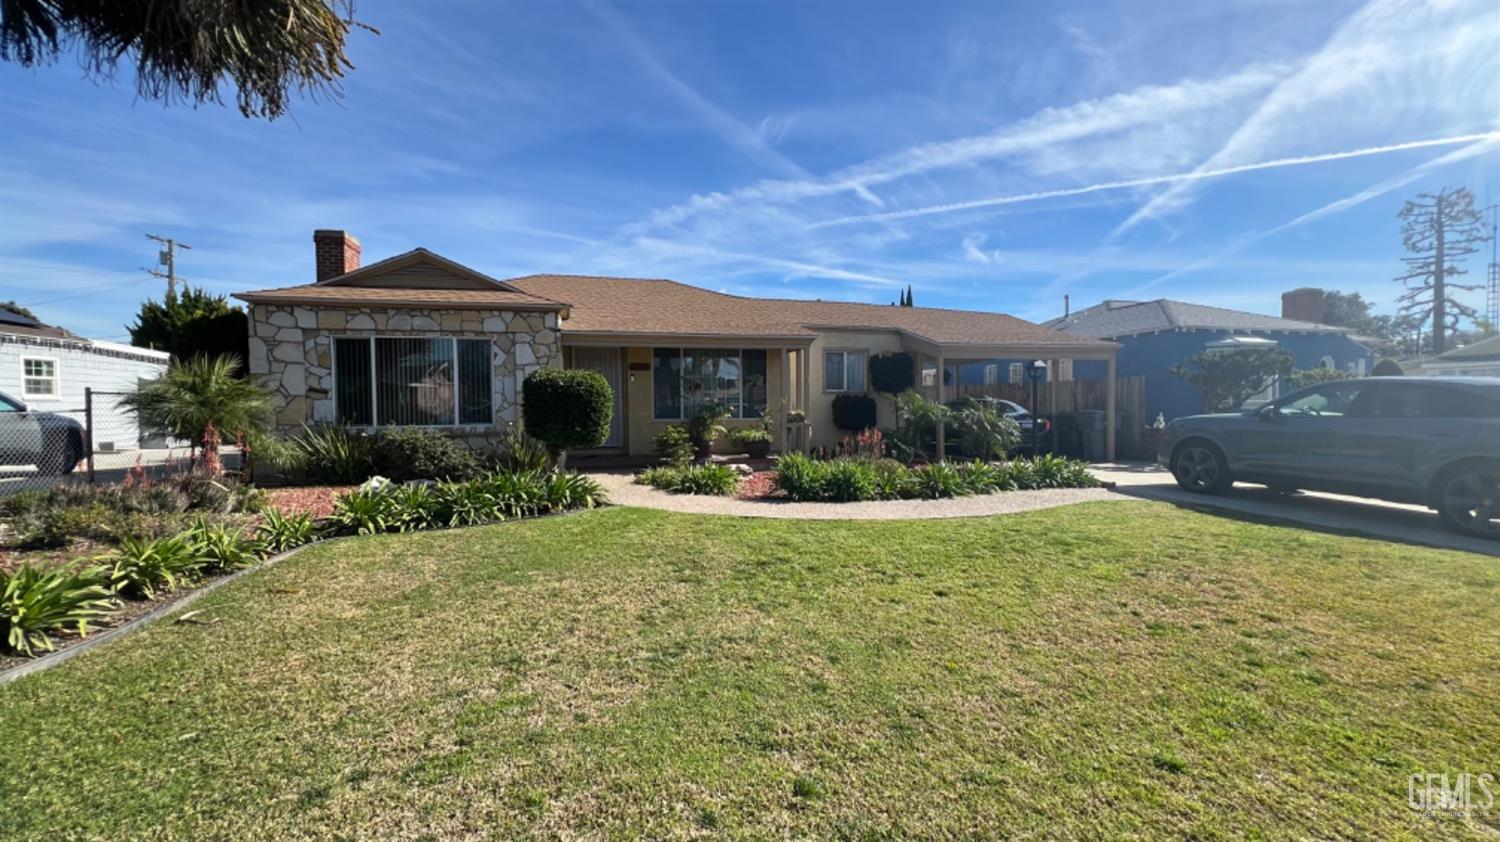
{"left": 235, "top": 285, "right": 565, "bottom": 311}
{"left": 506, "top": 274, "right": 1107, "bottom": 349}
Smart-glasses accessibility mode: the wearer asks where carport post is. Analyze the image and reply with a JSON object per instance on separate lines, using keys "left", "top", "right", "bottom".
{"left": 84, "top": 387, "right": 95, "bottom": 484}
{"left": 1105, "top": 355, "right": 1117, "bottom": 462}
{"left": 935, "top": 352, "right": 946, "bottom": 459}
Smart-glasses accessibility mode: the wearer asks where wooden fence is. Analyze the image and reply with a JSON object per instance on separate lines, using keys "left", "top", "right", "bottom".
{"left": 953, "top": 376, "right": 1149, "bottom": 458}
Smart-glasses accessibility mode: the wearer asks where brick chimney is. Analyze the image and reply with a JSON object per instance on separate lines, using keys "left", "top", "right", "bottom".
{"left": 313, "top": 229, "right": 361, "bottom": 282}
{"left": 1281, "top": 287, "right": 1325, "bottom": 323}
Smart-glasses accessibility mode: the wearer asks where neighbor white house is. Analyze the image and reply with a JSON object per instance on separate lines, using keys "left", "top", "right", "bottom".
{"left": 0, "top": 308, "right": 169, "bottom": 451}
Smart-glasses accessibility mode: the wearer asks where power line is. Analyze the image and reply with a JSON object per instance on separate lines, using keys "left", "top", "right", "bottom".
{"left": 143, "top": 234, "right": 190, "bottom": 298}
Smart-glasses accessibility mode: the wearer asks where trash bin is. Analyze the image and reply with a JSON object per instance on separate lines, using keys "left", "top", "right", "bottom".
{"left": 1077, "top": 410, "right": 1106, "bottom": 460}
{"left": 1053, "top": 413, "right": 1084, "bottom": 458}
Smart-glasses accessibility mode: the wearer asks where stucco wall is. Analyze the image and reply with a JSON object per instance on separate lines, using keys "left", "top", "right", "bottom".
{"left": 248, "top": 304, "right": 560, "bottom": 439}
{"left": 805, "top": 330, "right": 908, "bottom": 448}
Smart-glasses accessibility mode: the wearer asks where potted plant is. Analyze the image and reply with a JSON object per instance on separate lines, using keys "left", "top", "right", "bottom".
{"left": 729, "top": 427, "right": 773, "bottom": 459}
{"left": 687, "top": 402, "right": 729, "bottom": 462}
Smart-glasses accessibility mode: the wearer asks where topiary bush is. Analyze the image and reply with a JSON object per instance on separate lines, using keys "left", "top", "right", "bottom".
{"left": 373, "top": 428, "right": 479, "bottom": 482}
{"left": 522, "top": 369, "right": 614, "bottom": 461}
{"left": 868, "top": 352, "right": 916, "bottom": 395}
{"left": 1372, "top": 358, "right": 1403, "bottom": 376}
{"left": 831, "top": 393, "right": 878, "bottom": 431}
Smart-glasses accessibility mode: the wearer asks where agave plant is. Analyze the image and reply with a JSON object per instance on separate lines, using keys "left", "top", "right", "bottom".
{"left": 2, "top": 565, "right": 117, "bottom": 656}
{"left": 107, "top": 535, "right": 205, "bottom": 600}
{"left": 255, "top": 508, "right": 318, "bottom": 553}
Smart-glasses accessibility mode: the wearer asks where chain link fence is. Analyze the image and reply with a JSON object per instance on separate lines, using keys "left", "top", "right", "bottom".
{"left": 0, "top": 388, "right": 225, "bottom": 497}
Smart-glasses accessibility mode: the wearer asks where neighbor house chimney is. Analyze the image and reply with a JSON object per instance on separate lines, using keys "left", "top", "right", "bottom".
{"left": 313, "top": 229, "right": 361, "bottom": 282}
{"left": 1281, "top": 287, "right": 1325, "bottom": 323}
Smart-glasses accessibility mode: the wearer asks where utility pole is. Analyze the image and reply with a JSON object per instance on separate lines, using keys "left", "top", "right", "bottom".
{"left": 143, "top": 234, "right": 190, "bottom": 299}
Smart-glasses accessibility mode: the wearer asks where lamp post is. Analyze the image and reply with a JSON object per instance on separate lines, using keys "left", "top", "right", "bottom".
{"left": 1025, "top": 359, "right": 1048, "bottom": 457}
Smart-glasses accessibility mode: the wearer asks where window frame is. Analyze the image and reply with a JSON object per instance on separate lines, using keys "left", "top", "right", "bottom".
{"left": 651, "top": 347, "right": 768, "bottom": 421}
{"left": 20, "top": 356, "right": 59, "bottom": 400}
{"left": 331, "top": 335, "right": 493, "bottom": 429}
{"left": 822, "top": 349, "right": 868, "bottom": 393}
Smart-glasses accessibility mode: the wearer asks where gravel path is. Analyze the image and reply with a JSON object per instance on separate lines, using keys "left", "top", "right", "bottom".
{"left": 588, "top": 471, "right": 1122, "bottom": 520}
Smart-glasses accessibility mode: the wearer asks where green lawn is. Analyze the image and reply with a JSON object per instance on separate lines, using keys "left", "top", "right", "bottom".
{"left": 2, "top": 502, "right": 1497, "bottom": 839}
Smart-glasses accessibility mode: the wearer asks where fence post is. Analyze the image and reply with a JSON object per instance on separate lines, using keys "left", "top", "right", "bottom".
{"left": 84, "top": 387, "right": 95, "bottom": 484}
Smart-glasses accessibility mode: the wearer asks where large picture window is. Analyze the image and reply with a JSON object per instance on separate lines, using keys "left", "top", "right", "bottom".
{"left": 334, "top": 337, "right": 492, "bottom": 427}
{"left": 652, "top": 348, "right": 768, "bottom": 419}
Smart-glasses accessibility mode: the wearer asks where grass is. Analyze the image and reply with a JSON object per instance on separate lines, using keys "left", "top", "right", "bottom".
{"left": 1, "top": 502, "right": 1496, "bottom": 838}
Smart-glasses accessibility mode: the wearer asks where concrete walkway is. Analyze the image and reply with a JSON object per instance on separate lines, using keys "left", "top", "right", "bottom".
{"left": 1092, "top": 462, "right": 1499, "bottom": 557}
{"left": 588, "top": 471, "right": 1121, "bottom": 520}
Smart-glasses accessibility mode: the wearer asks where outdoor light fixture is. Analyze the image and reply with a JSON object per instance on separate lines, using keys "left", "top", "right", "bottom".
{"left": 1026, "top": 360, "right": 1048, "bottom": 457}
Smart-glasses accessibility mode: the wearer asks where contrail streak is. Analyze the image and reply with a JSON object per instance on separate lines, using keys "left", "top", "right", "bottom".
{"left": 808, "top": 132, "right": 1500, "bottom": 228}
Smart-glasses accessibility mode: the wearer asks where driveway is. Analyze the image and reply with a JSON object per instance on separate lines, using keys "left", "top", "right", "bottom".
{"left": 1092, "top": 462, "right": 1499, "bottom": 557}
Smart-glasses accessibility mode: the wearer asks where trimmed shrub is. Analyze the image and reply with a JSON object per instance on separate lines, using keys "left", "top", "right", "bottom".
{"left": 1372, "top": 358, "right": 1403, "bottom": 376}
{"left": 868, "top": 352, "right": 916, "bottom": 395}
{"left": 772, "top": 454, "right": 1096, "bottom": 502}
{"left": 831, "top": 393, "right": 878, "bottom": 431}
{"left": 636, "top": 464, "right": 739, "bottom": 496}
{"left": 373, "top": 428, "right": 479, "bottom": 482}
{"left": 1, "top": 564, "right": 116, "bottom": 656}
{"left": 653, "top": 425, "right": 694, "bottom": 467}
{"left": 522, "top": 369, "right": 613, "bottom": 458}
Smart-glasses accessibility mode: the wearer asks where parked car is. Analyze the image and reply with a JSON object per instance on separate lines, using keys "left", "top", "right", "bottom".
{"left": 0, "top": 390, "right": 85, "bottom": 475}
{"left": 944, "top": 397, "right": 1052, "bottom": 454}
{"left": 1157, "top": 377, "right": 1500, "bottom": 537}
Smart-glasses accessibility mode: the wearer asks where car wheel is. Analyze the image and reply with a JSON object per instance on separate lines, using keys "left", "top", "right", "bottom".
{"left": 1171, "top": 442, "right": 1230, "bottom": 494}
{"left": 1437, "top": 468, "right": 1500, "bottom": 539}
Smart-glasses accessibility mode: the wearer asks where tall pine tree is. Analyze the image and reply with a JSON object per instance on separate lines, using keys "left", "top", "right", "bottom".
{"left": 1394, "top": 187, "right": 1490, "bottom": 354}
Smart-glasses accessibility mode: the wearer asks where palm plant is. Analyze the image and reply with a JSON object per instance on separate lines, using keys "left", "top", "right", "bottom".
{"left": 122, "top": 354, "right": 273, "bottom": 475}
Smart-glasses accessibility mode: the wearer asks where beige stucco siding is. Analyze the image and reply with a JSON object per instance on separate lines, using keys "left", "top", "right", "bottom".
{"left": 804, "top": 329, "right": 908, "bottom": 448}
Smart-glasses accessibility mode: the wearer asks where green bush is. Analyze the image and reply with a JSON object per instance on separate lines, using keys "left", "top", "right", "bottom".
{"left": 543, "top": 472, "right": 608, "bottom": 510}
{"left": 255, "top": 509, "right": 317, "bottom": 554}
{"left": 817, "top": 459, "right": 876, "bottom": 501}
{"left": 521, "top": 369, "right": 614, "bottom": 458}
{"left": 373, "top": 428, "right": 479, "bottom": 482}
{"left": 728, "top": 427, "right": 772, "bottom": 446}
{"left": 107, "top": 535, "right": 204, "bottom": 599}
{"left": 831, "top": 393, "right": 878, "bottom": 431}
{"left": 433, "top": 481, "right": 499, "bottom": 527}
{"left": 289, "top": 424, "right": 377, "bottom": 484}
{"left": 325, "top": 488, "right": 399, "bottom": 536}
{"left": 493, "top": 423, "right": 550, "bottom": 473}
{"left": 1, "top": 564, "right": 116, "bottom": 656}
{"left": 771, "top": 454, "right": 1097, "bottom": 502}
{"left": 387, "top": 483, "right": 441, "bottom": 532}
{"left": 652, "top": 425, "right": 694, "bottom": 467}
{"left": 185, "top": 519, "right": 263, "bottom": 573}
{"left": 636, "top": 464, "right": 739, "bottom": 496}
{"left": 951, "top": 398, "right": 1022, "bottom": 460}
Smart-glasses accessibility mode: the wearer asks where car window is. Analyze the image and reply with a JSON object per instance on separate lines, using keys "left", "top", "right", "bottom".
{"left": 1275, "top": 382, "right": 1363, "bottom": 417}
{"left": 0, "top": 394, "right": 21, "bottom": 412}
{"left": 1361, "top": 383, "right": 1500, "bottom": 419}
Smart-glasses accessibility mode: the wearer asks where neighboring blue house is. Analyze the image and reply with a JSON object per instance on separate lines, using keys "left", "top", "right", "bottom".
{"left": 958, "top": 298, "right": 1373, "bottom": 423}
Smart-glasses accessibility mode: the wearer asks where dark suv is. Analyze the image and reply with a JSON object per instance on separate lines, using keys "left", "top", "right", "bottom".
{"left": 0, "top": 390, "right": 85, "bottom": 476}
{"left": 1157, "top": 377, "right": 1500, "bottom": 537}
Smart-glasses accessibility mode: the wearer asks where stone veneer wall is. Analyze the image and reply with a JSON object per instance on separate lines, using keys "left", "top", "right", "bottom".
{"left": 248, "top": 304, "right": 560, "bottom": 440}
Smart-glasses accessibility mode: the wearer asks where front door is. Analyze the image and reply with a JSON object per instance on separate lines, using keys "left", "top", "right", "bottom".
{"left": 570, "top": 347, "right": 624, "bottom": 448}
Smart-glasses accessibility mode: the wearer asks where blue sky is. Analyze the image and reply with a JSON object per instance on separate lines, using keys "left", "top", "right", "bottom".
{"left": 2, "top": 0, "right": 1498, "bottom": 342}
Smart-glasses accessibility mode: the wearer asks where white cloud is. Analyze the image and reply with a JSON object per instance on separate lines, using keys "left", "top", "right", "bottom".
{"left": 961, "top": 233, "right": 1000, "bottom": 264}
{"left": 1110, "top": 0, "right": 1500, "bottom": 237}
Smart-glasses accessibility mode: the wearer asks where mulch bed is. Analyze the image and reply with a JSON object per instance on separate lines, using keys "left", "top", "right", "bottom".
{"left": 264, "top": 485, "right": 357, "bottom": 518}
{"left": 735, "top": 470, "right": 779, "bottom": 500}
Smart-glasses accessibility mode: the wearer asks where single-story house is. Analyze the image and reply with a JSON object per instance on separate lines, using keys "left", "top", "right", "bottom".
{"left": 1420, "top": 333, "right": 1500, "bottom": 377}
{"left": 0, "top": 307, "right": 170, "bottom": 450}
{"left": 234, "top": 230, "right": 1121, "bottom": 458}
{"left": 1041, "top": 298, "right": 1373, "bottom": 422}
